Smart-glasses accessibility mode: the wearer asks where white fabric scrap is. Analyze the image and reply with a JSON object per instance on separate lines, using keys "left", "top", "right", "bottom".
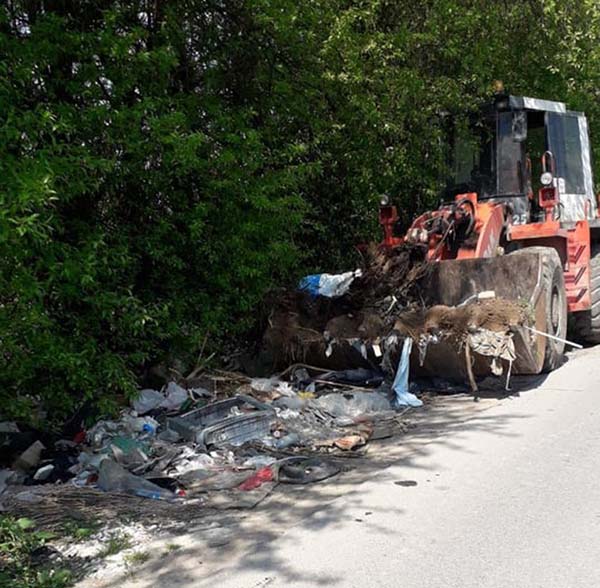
{"left": 468, "top": 330, "right": 516, "bottom": 388}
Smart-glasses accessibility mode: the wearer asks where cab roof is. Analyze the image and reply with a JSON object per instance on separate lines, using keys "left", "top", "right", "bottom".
{"left": 508, "top": 96, "right": 566, "bottom": 113}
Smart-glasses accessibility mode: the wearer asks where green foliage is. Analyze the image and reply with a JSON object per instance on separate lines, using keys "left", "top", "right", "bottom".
{"left": 2, "top": 0, "right": 600, "bottom": 424}
{"left": 97, "top": 532, "right": 131, "bottom": 557}
{"left": 123, "top": 550, "right": 150, "bottom": 567}
{"left": 0, "top": 517, "right": 72, "bottom": 588}
{"left": 60, "top": 518, "right": 100, "bottom": 542}
{"left": 0, "top": 1, "right": 307, "bottom": 424}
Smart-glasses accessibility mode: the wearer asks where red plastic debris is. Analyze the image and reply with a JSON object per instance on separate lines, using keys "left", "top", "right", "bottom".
{"left": 238, "top": 466, "right": 274, "bottom": 491}
{"left": 73, "top": 430, "right": 86, "bottom": 445}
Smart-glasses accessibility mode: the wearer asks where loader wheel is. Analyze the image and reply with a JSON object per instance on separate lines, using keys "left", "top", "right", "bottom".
{"left": 539, "top": 248, "right": 568, "bottom": 372}
{"left": 573, "top": 244, "right": 600, "bottom": 344}
{"left": 510, "top": 246, "right": 567, "bottom": 372}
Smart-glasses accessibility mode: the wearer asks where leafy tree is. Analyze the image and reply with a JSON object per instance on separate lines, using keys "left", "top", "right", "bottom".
{"left": 2, "top": 0, "right": 600, "bottom": 425}
{"left": 0, "top": 1, "right": 309, "bottom": 423}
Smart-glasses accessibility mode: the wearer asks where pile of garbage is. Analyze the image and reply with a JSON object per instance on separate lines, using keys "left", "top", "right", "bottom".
{"left": 262, "top": 243, "right": 528, "bottom": 393}
{"left": 0, "top": 368, "right": 412, "bottom": 512}
{"left": 0, "top": 244, "right": 532, "bottom": 516}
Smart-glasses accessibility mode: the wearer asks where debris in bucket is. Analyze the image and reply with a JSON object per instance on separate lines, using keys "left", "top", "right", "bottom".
{"left": 263, "top": 241, "right": 531, "bottom": 395}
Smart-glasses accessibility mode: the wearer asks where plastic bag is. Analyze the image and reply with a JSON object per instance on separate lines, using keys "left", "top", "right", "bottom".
{"left": 298, "top": 270, "right": 362, "bottom": 298}
{"left": 318, "top": 270, "right": 362, "bottom": 297}
{"left": 392, "top": 338, "right": 423, "bottom": 407}
{"left": 161, "top": 382, "right": 188, "bottom": 411}
{"left": 132, "top": 389, "right": 164, "bottom": 414}
{"left": 98, "top": 459, "right": 175, "bottom": 500}
{"left": 250, "top": 377, "right": 280, "bottom": 393}
{"left": 132, "top": 383, "right": 188, "bottom": 414}
{"left": 315, "top": 391, "right": 392, "bottom": 418}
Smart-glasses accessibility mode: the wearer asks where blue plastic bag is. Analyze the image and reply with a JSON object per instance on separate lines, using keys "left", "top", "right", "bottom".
{"left": 298, "top": 274, "right": 322, "bottom": 298}
{"left": 298, "top": 270, "right": 362, "bottom": 299}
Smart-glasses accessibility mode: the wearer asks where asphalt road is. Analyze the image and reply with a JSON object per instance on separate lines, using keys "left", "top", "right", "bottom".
{"left": 90, "top": 345, "right": 600, "bottom": 588}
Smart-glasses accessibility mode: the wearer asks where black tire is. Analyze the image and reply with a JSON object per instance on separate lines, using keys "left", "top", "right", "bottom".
{"left": 573, "top": 243, "right": 600, "bottom": 344}
{"left": 510, "top": 246, "right": 567, "bottom": 372}
{"left": 539, "top": 248, "right": 567, "bottom": 371}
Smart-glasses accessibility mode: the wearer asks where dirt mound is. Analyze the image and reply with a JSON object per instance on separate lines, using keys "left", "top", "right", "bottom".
{"left": 346, "top": 243, "right": 430, "bottom": 311}
{"left": 393, "top": 299, "right": 526, "bottom": 339}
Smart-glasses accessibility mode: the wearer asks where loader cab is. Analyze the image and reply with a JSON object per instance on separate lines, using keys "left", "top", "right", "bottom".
{"left": 446, "top": 94, "right": 596, "bottom": 224}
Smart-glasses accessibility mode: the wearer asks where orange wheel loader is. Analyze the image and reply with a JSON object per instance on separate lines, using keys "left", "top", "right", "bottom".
{"left": 379, "top": 93, "right": 600, "bottom": 376}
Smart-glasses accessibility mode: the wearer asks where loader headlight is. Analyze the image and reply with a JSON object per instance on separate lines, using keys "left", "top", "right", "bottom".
{"left": 541, "top": 171, "right": 553, "bottom": 186}
{"left": 380, "top": 194, "right": 390, "bottom": 206}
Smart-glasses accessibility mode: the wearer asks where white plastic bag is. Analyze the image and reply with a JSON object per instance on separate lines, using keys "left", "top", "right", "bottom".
{"left": 318, "top": 269, "right": 363, "bottom": 298}
{"left": 132, "top": 389, "right": 164, "bottom": 414}
{"left": 392, "top": 337, "right": 423, "bottom": 408}
{"left": 160, "top": 382, "right": 188, "bottom": 411}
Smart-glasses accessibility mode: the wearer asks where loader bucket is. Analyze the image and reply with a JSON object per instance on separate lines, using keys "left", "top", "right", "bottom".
{"left": 313, "top": 250, "right": 549, "bottom": 378}
{"left": 262, "top": 248, "right": 554, "bottom": 383}
{"left": 414, "top": 250, "right": 548, "bottom": 378}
